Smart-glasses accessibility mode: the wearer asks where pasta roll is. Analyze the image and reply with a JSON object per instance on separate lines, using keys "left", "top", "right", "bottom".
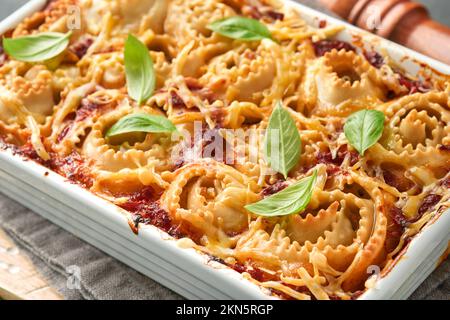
{"left": 220, "top": 101, "right": 264, "bottom": 129}
{"left": 49, "top": 84, "right": 118, "bottom": 155}
{"left": 378, "top": 92, "right": 450, "bottom": 156}
{"left": 0, "top": 65, "right": 54, "bottom": 125}
{"left": 366, "top": 92, "right": 450, "bottom": 190}
{"left": 235, "top": 219, "right": 311, "bottom": 270}
{"left": 0, "top": 93, "right": 30, "bottom": 145}
{"left": 84, "top": 106, "right": 174, "bottom": 196}
{"left": 165, "top": 0, "right": 236, "bottom": 52}
{"left": 174, "top": 41, "right": 232, "bottom": 78}
{"left": 115, "top": 0, "right": 169, "bottom": 34}
{"left": 78, "top": 0, "right": 168, "bottom": 35}
{"left": 161, "top": 159, "right": 260, "bottom": 243}
{"left": 302, "top": 49, "right": 385, "bottom": 116}
{"left": 236, "top": 170, "right": 387, "bottom": 295}
{"left": 200, "top": 39, "right": 280, "bottom": 104}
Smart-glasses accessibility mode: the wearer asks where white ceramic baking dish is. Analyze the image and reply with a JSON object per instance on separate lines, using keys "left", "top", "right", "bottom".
{"left": 0, "top": 0, "right": 449, "bottom": 300}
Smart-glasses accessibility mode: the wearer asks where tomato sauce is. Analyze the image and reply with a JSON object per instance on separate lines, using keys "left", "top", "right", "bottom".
{"left": 0, "top": 42, "right": 6, "bottom": 67}
{"left": 70, "top": 37, "right": 94, "bottom": 59}
{"left": 261, "top": 181, "right": 287, "bottom": 197}
{"left": 312, "top": 40, "right": 355, "bottom": 57}
{"left": 364, "top": 51, "right": 384, "bottom": 69}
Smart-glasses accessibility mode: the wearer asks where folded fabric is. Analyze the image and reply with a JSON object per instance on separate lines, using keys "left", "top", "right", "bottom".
{"left": 0, "top": 193, "right": 181, "bottom": 300}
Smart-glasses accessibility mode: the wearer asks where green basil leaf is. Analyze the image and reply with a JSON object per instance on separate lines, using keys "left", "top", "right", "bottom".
{"left": 124, "top": 34, "right": 155, "bottom": 105}
{"left": 245, "top": 170, "right": 317, "bottom": 217}
{"left": 264, "top": 101, "right": 302, "bottom": 178}
{"left": 344, "top": 109, "right": 385, "bottom": 155}
{"left": 3, "top": 31, "right": 72, "bottom": 62}
{"left": 106, "top": 113, "right": 177, "bottom": 138}
{"left": 208, "top": 16, "right": 272, "bottom": 41}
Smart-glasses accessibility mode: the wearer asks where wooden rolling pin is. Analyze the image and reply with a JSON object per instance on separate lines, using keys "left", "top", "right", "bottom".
{"left": 317, "top": 0, "right": 450, "bottom": 65}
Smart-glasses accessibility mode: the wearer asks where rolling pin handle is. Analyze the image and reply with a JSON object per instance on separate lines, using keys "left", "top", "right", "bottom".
{"left": 318, "top": 0, "right": 450, "bottom": 64}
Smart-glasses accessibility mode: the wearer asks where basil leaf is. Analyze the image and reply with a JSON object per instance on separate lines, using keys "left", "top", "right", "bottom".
{"left": 3, "top": 31, "right": 72, "bottom": 62}
{"left": 245, "top": 170, "right": 317, "bottom": 217}
{"left": 344, "top": 109, "right": 385, "bottom": 155}
{"left": 106, "top": 113, "right": 177, "bottom": 138}
{"left": 264, "top": 102, "right": 302, "bottom": 178}
{"left": 124, "top": 34, "right": 155, "bottom": 105}
{"left": 208, "top": 16, "right": 272, "bottom": 41}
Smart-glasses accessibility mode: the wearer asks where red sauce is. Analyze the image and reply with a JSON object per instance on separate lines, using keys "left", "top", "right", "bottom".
{"left": 261, "top": 181, "right": 287, "bottom": 197}
{"left": 417, "top": 194, "right": 442, "bottom": 218}
{"left": 247, "top": 268, "right": 265, "bottom": 282}
{"left": 7, "top": 139, "right": 94, "bottom": 189}
{"left": 76, "top": 98, "right": 106, "bottom": 122}
{"left": 243, "top": 5, "right": 263, "bottom": 20}
{"left": 265, "top": 10, "right": 284, "bottom": 21}
{"left": 389, "top": 206, "right": 408, "bottom": 228}
{"left": 312, "top": 40, "right": 356, "bottom": 57}
{"left": 441, "top": 177, "right": 450, "bottom": 188}
{"left": 201, "top": 126, "right": 235, "bottom": 164}
{"left": 328, "top": 165, "right": 342, "bottom": 177}
{"left": 227, "top": 260, "right": 313, "bottom": 299}
{"left": 13, "top": 141, "right": 49, "bottom": 165}
{"left": 172, "top": 158, "right": 186, "bottom": 170}
{"left": 397, "top": 72, "right": 430, "bottom": 94}
{"left": 0, "top": 42, "right": 7, "bottom": 67}
{"left": 243, "top": 50, "right": 257, "bottom": 60}
{"left": 318, "top": 20, "right": 327, "bottom": 29}
{"left": 229, "top": 261, "right": 274, "bottom": 283}
{"left": 351, "top": 290, "right": 365, "bottom": 300}
{"left": 384, "top": 205, "right": 406, "bottom": 253}
{"left": 439, "top": 145, "right": 450, "bottom": 152}
{"left": 70, "top": 36, "right": 94, "bottom": 59}
{"left": 57, "top": 98, "right": 110, "bottom": 143}
{"left": 169, "top": 90, "right": 186, "bottom": 109}
{"left": 242, "top": 5, "right": 284, "bottom": 21}
{"left": 317, "top": 145, "right": 359, "bottom": 167}
{"left": 364, "top": 51, "right": 384, "bottom": 69}
{"left": 50, "top": 151, "right": 94, "bottom": 188}
{"left": 230, "top": 262, "right": 246, "bottom": 273}
{"left": 57, "top": 124, "right": 72, "bottom": 143}
{"left": 382, "top": 169, "right": 415, "bottom": 193}
{"left": 15, "top": 134, "right": 187, "bottom": 240}
{"left": 209, "top": 108, "right": 226, "bottom": 128}
{"left": 117, "top": 186, "right": 182, "bottom": 237}
{"left": 386, "top": 195, "right": 442, "bottom": 250}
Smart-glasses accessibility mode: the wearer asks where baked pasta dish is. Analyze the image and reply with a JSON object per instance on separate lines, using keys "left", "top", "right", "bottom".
{"left": 0, "top": 0, "right": 449, "bottom": 300}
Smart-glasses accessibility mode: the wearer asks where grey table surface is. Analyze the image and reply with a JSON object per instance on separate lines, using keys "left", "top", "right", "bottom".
{"left": 0, "top": 0, "right": 448, "bottom": 301}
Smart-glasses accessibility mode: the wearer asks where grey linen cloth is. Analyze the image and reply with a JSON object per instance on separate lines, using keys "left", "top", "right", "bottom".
{"left": 0, "top": 193, "right": 181, "bottom": 300}
{"left": 0, "top": 0, "right": 448, "bottom": 300}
